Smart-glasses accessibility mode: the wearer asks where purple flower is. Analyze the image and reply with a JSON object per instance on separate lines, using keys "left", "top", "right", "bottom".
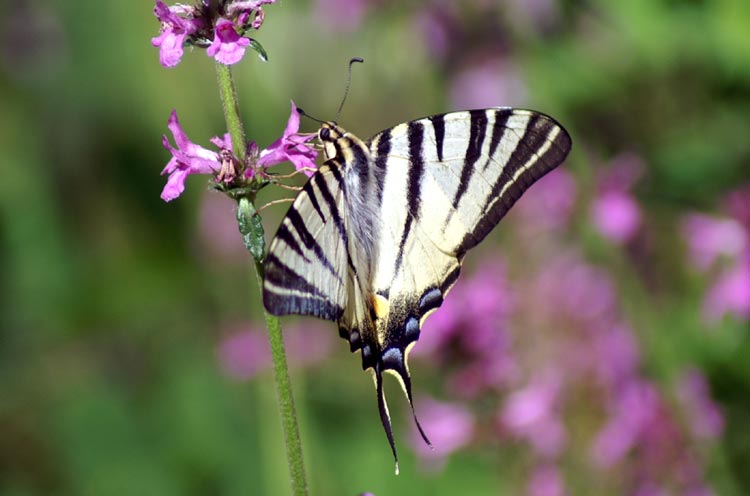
{"left": 677, "top": 368, "right": 724, "bottom": 440}
{"left": 409, "top": 397, "right": 474, "bottom": 468}
{"left": 198, "top": 193, "right": 250, "bottom": 262}
{"left": 506, "top": 0, "right": 561, "bottom": 34}
{"left": 254, "top": 101, "right": 318, "bottom": 175}
{"left": 151, "top": 1, "right": 201, "bottom": 68}
{"left": 314, "top": 0, "right": 370, "bottom": 32}
{"left": 450, "top": 56, "right": 528, "bottom": 109}
{"left": 412, "top": 6, "right": 457, "bottom": 61}
{"left": 702, "top": 254, "right": 750, "bottom": 323}
{"left": 513, "top": 169, "right": 577, "bottom": 233}
{"left": 591, "top": 323, "right": 640, "bottom": 388}
{"left": 217, "top": 321, "right": 333, "bottom": 380}
{"left": 160, "top": 110, "right": 230, "bottom": 202}
{"left": 681, "top": 214, "right": 747, "bottom": 271}
{"left": 500, "top": 372, "right": 566, "bottom": 457}
{"left": 528, "top": 464, "right": 567, "bottom": 496}
{"left": 415, "top": 259, "right": 519, "bottom": 396}
{"left": 218, "top": 325, "right": 271, "bottom": 379}
{"left": 160, "top": 102, "right": 317, "bottom": 201}
{"left": 207, "top": 18, "right": 251, "bottom": 65}
{"left": 722, "top": 186, "right": 750, "bottom": 230}
{"left": 591, "top": 191, "right": 642, "bottom": 244}
{"left": 529, "top": 251, "right": 618, "bottom": 330}
{"left": 590, "top": 153, "right": 644, "bottom": 244}
{"left": 591, "top": 379, "right": 664, "bottom": 468}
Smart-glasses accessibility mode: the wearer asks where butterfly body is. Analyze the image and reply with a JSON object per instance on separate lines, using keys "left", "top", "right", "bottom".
{"left": 263, "top": 107, "right": 572, "bottom": 470}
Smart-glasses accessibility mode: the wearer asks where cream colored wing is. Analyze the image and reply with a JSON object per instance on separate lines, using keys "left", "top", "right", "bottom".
{"left": 357, "top": 108, "right": 571, "bottom": 467}
{"left": 263, "top": 165, "right": 350, "bottom": 321}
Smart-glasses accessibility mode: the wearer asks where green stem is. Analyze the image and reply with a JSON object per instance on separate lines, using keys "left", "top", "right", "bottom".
{"left": 215, "top": 62, "right": 248, "bottom": 163}
{"left": 215, "top": 61, "right": 308, "bottom": 496}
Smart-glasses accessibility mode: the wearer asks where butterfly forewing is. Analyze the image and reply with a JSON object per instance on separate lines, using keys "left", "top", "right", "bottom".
{"left": 263, "top": 165, "right": 349, "bottom": 320}
{"left": 366, "top": 107, "right": 570, "bottom": 348}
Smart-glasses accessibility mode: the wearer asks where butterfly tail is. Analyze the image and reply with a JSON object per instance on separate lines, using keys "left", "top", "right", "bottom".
{"left": 374, "top": 367, "right": 400, "bottom": 474}
{"left": 373, "top": 353, "right": 434, "bottom": 474}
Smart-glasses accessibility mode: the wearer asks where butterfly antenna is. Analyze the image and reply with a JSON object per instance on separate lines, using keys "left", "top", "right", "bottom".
{"left": 334, "top": 57, "right": 364, "bottom": 122}
{"left": 296, "top": 106, "right": 325, "bottom": 125}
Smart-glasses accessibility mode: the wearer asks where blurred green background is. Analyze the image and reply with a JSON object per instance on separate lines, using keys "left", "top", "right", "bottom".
{"left": 1, "top": 1, "right": 749, "bottom": 495}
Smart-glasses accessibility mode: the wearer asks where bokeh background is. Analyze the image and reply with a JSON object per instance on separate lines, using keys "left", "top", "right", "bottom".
{"left": 2, "top": 1, "right": 749, "bottom": 495}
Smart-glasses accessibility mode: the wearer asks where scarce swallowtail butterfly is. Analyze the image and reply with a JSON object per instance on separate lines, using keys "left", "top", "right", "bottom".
{"left": 262, "top": 107, "right": 572, "bottom": 471}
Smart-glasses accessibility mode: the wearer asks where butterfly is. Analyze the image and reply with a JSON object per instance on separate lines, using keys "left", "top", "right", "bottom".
{"left": 262, "top": 107, "right": 572, "bottom": 471}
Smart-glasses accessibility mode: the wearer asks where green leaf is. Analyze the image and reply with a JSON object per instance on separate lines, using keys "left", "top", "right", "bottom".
{"left": 249, "top": 39, "right": 268, "bottom": 62}
{"left": 236, "top": 197, "right": 265, "bottom": 262}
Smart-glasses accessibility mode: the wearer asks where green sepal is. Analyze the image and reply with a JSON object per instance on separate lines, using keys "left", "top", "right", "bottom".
{"left": 237, "top": 197, "right": 265, "bottom": 262}
{"left": 248, "top": 39, "right": 268, "bottom": 62}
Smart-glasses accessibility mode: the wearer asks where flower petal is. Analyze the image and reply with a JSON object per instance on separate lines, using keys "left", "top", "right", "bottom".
{"left": 207, "top": 18, "right": 251, "bottom": 65}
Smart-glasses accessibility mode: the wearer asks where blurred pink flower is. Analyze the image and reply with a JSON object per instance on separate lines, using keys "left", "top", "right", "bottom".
{"left": 591, "top": 380, "right": 664, "bottom": 468}
{"left": 416, "top": 260, "right": 518, "bottom": 396}
{"left": 217, "top": 321, "right": 334, "bottom": 380}
{"left": 314, "top": 0, "right": 370, "bottom": 31}
{"left": 681, "top": 214, "right": 747, "bottom": 271}
{"left": 513, "top": 168, "right": 577, "bottom": 233}
{"left": 530, "top": 251, "right": 618, "bottom": 329}
{"left": 632, "top": 483, "right": 668, "bottom": 496}
{"left": 677, "top": 368, "right": 724, "bottom": 440}
{"left": 591, "top": 191, "right": 642, "bottom": 244}
{"left": 218, "top": 326, "right": 271, "bottom": 379}
{"left": 198, "top": 193, "right": 249, "bottom": 262}
{"left": 414, "top": 285, "right": 463, "bottom": 357}
{"left": 702, "top": 254, "right": 750, "bottom": 323}
{"left": 722, "top": 186, "right": 750, "bottom": 229}
{"left": 418, "top": 260, "right": 514, "bottom": 354}
{"left": 528, "top": 463, "right": 567, "bottom": 496}
{"left": 412, "top": 5, "right": 457, "bottom": 61}
{"left": 590, "top": 323, "right": 640, "bottom": 387}
{"left": 506, "top": 0, "right": 561, "bottom": 34}
{"left": 409, "top": 397, "right": 474, "bottom": 468}
{"left": 683, "top": 485, "right": 716, "bottom": 496}
{"left": 590, "top": 153, "right": 644, "bottom": 244}
{"left": 500, "top": 372, "right": 566, "bottom": 457}
{"left": 450, "top": 57, "right": 528, "bottom": 109}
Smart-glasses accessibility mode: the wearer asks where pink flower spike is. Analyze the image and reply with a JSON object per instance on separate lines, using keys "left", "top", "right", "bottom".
{"left": 255, "top": 101, "right": 318, "bottom": 175}
{"left": 160, "top": 110, "right": 223, "bottom": 202}
{"left": 151, "top": 1, "right": 200, "bottom": 68}
{"left": 228, "top": 0, "right": 278, "bottom": 15}
{"left": 207, "top": 18, "right": 251, "bottom": 65}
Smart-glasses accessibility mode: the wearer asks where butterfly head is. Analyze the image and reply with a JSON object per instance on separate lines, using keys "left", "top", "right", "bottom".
{"left": 318, "top": 122, "right": 348, "bottom": 161}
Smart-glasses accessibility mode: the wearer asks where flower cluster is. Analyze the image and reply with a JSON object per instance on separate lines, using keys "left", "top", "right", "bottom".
{"left": 159, "top": 101, "right": 317, "bottom": 202}
{"left": 590, "top": 153, "right": 644, "bottom": 244}
{"left": 407, "top": 166, "right": 723, "bottom": 494}
{"left": 152, "top": 0, "right": 275, "bottom": 67}
{"left": 681, "top": 187, "right": 750, "bottom": 323}
{"left": 217, "top": 320, "right": 335, "bottom": 380}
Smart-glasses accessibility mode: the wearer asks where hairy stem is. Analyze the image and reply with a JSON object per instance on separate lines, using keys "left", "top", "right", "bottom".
{"left": 215, "top": 61, "right": 308, "bottom": 496}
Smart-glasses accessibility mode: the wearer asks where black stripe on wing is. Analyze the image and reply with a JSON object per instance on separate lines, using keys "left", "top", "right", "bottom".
{"left": 459, "top": 111, "right": 571, "bottom": 253}
{"left": 394, "top": 121, "right": 425, "bottom": 274}
{"left": 452, "top": 109, "right": 488, "bottom": 208}
{"left": 263, "top": 253, "right": 345, "bottom": 320}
